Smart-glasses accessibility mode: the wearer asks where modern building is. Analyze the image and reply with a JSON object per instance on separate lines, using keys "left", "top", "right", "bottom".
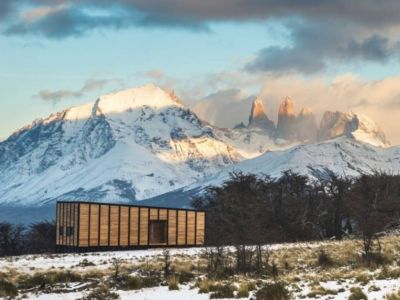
{"left": 56, "top": 201, "right": 205, "bottom": 251}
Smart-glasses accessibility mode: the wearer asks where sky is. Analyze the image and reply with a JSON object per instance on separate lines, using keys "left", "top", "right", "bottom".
{"left": 1, "top": 0, "right": 400, "bottom": 144}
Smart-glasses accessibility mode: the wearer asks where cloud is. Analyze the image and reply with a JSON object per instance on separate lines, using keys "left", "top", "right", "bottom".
{"left": 37, "top": 89, "right": 82, "bottom": 103}
{"left": 191, "top": 89, "right": 255, "bottom": 128}
{"left": 35, "top": 78, "right": 118, "bottom": 103}
{"left": 245, "top": 20, "right": 398, "bottom": 74}
{"left": 189, "top": 73, "right": 400, "bottom": 144}
{"left": 2, "top": 1, "right": 400, "bottom": 38}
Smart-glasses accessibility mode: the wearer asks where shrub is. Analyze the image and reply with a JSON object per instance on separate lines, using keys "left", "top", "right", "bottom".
{"left": 168, "top": 275, "right": 179, "bottom": 291}
{"left": 210, "top": 284, "right": 236, "bottom": 299}
{"left": 270, "top": 263, "right": 279, "bottom": 278}
{"left": 177, "top": 271, "right": 194, "bottom": 284}
{"left": 80, "top": 285, "right": 120, "bottom": 300}
{"left": 386, "top": 290, "right": 400, "bottom": 300}
{"left": 18, "top": 271, "right": 82, "bottom": 289}
{"left": 118, "top": 275, "right": 161, "bottom": 290}
{"left": 141, "top": 276, "right": 161, "bottom": 288}
{"left": 255, "top": 282, "right": 291, "bottom": 300}
{"left": 355, "top": 274, "right": 370, "bottom": 285}
{"left": 0, "top": 279, "right": 18, "bottom": 298}
{"left": 348, "top": 287, "right": 368, "bottom": 300}
{"left": 318, "top": 250, "right": 333, "bottom": 267}
{"left": 237, "top": 283, "right": 249, "bottom": 298}
{"left": 77, "top": 259, "right": 96, "bottom": 267}
{"left": 197, "top": 279, "right": 213, "bottom": 294}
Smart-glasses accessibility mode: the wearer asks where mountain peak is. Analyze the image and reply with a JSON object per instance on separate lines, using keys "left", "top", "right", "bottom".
{"left": 319, "top": 111, "right": 390, "bottom": 147}
{"left": 278, "top": 97, "right": 295, "bottom": 116}
{"left": 299, "top": 107, "right": 314, "bottom": 116}
{"left": 248, "top": 98, "right": 275, "bottom": 133}
{"left": 249, "top": 98, "right": 266, "bottom": 120}
{"left": 277, "top": 97, "right": 297, "bottom": 140}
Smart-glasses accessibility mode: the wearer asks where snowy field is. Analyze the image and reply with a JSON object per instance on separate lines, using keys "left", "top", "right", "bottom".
{"left": 1, "top": 238, "right": 399, "bottom": 299}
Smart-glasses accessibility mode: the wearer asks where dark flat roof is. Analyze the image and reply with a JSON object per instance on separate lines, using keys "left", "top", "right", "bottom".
{"left": 57, "top": 200, "right": 205, "bottom": 212}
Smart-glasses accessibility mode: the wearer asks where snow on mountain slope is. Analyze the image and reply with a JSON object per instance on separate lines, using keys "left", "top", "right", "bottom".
{"left": 183, "top": 137, "right": 400, "bottom": 193}
{"left": 213, "top": 126, "right": 296, "bottom": 159}
{"left": 0, "top": 84, "right": 240, "bottom": 206}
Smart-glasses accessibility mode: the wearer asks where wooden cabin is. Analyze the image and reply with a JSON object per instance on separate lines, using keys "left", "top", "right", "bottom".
{"left": 56, "top": 201, "right": 205, "bottom": 251}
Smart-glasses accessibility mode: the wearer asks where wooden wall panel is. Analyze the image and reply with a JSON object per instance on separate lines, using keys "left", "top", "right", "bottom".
{"left": 168, "top": 210, "right": 176, "bottom": 245}
{"left": 99, "top": 205, "right": 109, "bottom": 246}
{"left": 56, "top": 203, "right": 61, "bottom": 245}
{"left": 109, "top": 206, "right": 119, "bottom": 246}
{"left": 196, "top": 212, "right": 205, "bottom": 245}
{"left": 187, "top": 211, "right": 196, "bottom": 245}
{"left": 66, "top": 203, "right": 72, "bottom": 246}
{"left": 79, "top": 204, "right": 89, "bottom": 247}
{"left": 177, "top": 210, "right": 186, "bottom": 245}
{"left": 129, "top": 207, "right": 139, "bottom": 246}
{"left": 73, "top": 203, "right": 79, "bottom": 247}
{"left": 89, "top": 204, "right": 99, "bottom": 247}
{"left": 159, "top": 209, "right": 167, "bottom": 221}
{"left": 149, "top": 208, "right": 158, "bottom": 220}
{"left": 139, "top": 208, "right": 149, "bottom": 245}
{"left": 120, "top": 206, "right": 129, "bottom": 246}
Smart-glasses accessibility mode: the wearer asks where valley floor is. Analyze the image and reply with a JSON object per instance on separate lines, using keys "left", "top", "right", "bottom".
{"left": 1, "top": 236, "right": 399, "bottom": 300}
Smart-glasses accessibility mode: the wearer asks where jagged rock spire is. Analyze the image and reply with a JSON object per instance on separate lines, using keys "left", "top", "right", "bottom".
{"left": 297, "top": 107, "right": 318, "bottom": 142}
{"left": 248, "top": 98, "right": 276, "bottom": 135}
{"left": 277, "top": 97, "right": 297, "bottom": 140}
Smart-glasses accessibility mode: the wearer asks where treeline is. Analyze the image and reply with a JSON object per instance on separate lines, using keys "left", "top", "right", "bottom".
{"left": 0, "top": 221, "right": 55, "bottom": 257}
{"left": 193, "top": 171, "right": 400, "bottom": 271}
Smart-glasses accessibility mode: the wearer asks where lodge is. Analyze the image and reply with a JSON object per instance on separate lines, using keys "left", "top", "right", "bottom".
{"left": 56, "top": 201, "right": 206, "bottom": 251}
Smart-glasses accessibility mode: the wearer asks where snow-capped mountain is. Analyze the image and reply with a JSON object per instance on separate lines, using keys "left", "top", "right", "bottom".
{"left": 142, "top": 137, "right": 400, "bottom": 208}
{"left": 0, "top": 85, "right": 240, "bottom": 206}
{"left": 0, "top": 84, "right": 396, "bottom": 213}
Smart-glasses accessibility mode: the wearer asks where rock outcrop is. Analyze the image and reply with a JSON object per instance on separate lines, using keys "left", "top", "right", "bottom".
{"left": 277, "top": 97, "right": 297, "bottom": 140}
{"left": 297, "top": 107, "right": 318, "bottom": 142}
{"left": 248, "top": 98, "right": 276, "bottom": 135}
{"left": 318, "top": 111, "right": 390, "bottom": 147}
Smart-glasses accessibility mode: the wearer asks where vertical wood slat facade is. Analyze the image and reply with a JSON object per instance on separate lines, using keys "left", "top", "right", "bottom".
{"left": 56, "top": 201, "right": 206, "bottom": 250}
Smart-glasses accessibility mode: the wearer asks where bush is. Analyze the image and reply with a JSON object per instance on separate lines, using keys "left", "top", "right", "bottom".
{"left": 255, "top": 282, "right": 291, "bottom": 300}
{"left": 177, "top": 271, "right": 194, "bottom": 284}
{"left": 318, "top": 250, "right": 333, "bottom": 267}
{"left": 118, "top": 275, "right": 161, "bottom": 290}
{"left": 236, "top": 283, "right": 249, "bottom": 298}
{"left": 77, "top": 259, "right": 96, "bottom": 267}
{"left": 80, "top": 285, "right": 120, "bottom": 300}
{"left": 197, "top": 279, "right": 213, "bottom": 294}
{"left": 168, "top": 276, "right": 179, "bottom": 291}
{"left": 348, "top": 287, "right": 368, "bottom": 300}
{"left": 18, "top": 271, "right": 82, "bottom": 289}
{"left": 210, "top": 284, "right": 236, "bottom": 299}
{"left": 386, "top": 290, "right": 400, "bottom": 300}
{"left": 0, "top": 279, "right": 18, "bottom": 298}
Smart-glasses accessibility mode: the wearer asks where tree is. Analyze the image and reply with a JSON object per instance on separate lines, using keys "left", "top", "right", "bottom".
{"left": 25, "top": 221, "right": 56, "bottom": 254}
{"left": 349, "top": 173, "right": 400, "bottom": 262}
{"left": 0, "top": 223, "right": 25, "bottom": 257}
{"left": 322, "top": 174, "right": 353, "bottom": 239}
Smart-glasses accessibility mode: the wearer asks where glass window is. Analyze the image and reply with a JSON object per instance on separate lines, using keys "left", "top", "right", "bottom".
{"left": 149, "top": 221, "right": 167, "bottom": 244}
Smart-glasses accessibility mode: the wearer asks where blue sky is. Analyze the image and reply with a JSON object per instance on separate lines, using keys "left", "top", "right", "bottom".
{"left": 1, "top": 1, "right": 400, "bottom": 143}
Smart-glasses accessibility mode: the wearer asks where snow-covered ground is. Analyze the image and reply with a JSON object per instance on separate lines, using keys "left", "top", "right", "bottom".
{"left": 1, "top": 238, "right": 399, "bottom": 300}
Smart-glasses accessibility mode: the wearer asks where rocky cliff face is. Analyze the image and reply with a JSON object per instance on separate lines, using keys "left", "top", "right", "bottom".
{"left": 297, "top": 107, "right": 318, "bottom": 142}
{"left": 277, "top": 97, "right": 297, "bottom": 140}
{"left": 247, "top": 98, "right": 276, "bottom": 135}
{"left": 318, "top": 111, "right": 389, "bottom": 147}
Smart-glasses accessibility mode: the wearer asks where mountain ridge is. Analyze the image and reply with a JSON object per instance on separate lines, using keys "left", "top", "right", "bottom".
{"left": 0, "top": 84, "right": 396, "bottom": 211}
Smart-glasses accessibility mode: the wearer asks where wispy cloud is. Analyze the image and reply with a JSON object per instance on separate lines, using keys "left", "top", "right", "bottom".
{"left": 35, "top": 78, "right": 120, "bottom": 103}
